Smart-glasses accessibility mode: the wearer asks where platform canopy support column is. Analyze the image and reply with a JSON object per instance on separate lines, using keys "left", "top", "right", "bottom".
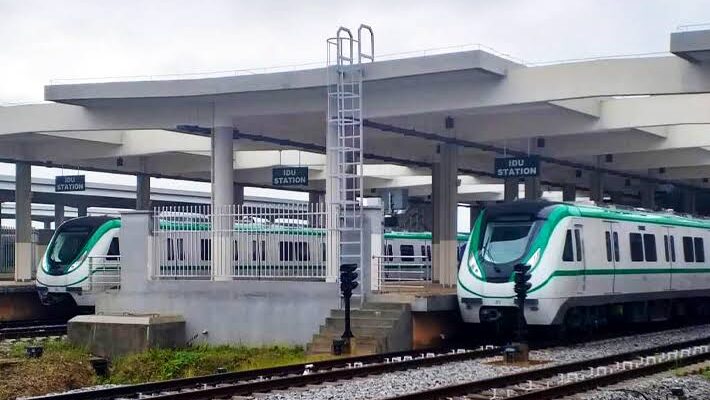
{"left": 640, "top": 181, "right": 656, "bottom": 210}
{"left": 589, "top": 157, "right": 604, "bottom": 203}
{"left": 233, "top": 183, "right": 244, "bottom": 207}
{"left": 136, "top": 174, "right": 151, "bottom": 211}
{"left": 562, "top": 184, "right": 576, "bottom": 202}
{"left": 14, "top": 162, "right": 32, "bottom": 281}
{"left": 54, "top": 198, "right": 65, "bottom": 228}
{"left": 431, "top": 143, "right": 458, "bottom": 286}
{"left": 77, "top": 203, "right": 88, "bottom": 217}
{"left": 524, "top": 177, "right": 541, "bottom": 200}
{"left": 682, "top": 189, "right": 696, "bottom": 214}
{"left": 504, "top": 178, "right": 518, "bottom": 202}
{"left": 469, "top": 202, "right": 481, "bottom": 231}
{"left": 211, "top": 124, "right": 235, "bottom": 281}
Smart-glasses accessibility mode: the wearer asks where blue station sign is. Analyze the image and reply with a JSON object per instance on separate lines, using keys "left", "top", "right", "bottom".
{"left": 494, "top": 156, "right": 540, "bottom": 178}
{"left": 55, "top": 175, "right": 86, "bottom": 192}
{"left": 272, "top": 167, "right": 308, "bottom": 186}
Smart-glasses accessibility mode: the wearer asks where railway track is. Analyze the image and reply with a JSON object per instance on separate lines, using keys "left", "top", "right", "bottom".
{"left": 384, "top": 336, "right": 710, "bottom": 400}
{"left": 30, "top": 345, "right": 499, "bottom": 400}
{"left": 0, "top": 320, "right": 67, "bottom": 340}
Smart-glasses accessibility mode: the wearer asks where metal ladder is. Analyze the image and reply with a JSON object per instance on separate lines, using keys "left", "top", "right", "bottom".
{"left": 327, "top": 25, "right": 374, "bottom": 300}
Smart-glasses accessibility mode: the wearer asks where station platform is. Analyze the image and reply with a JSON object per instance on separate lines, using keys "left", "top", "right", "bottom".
{"left": 0, "top": 280, "right": 37, "bottom": 294}
{"left": 0, "top": 279, "right": 77, "bottom": 322}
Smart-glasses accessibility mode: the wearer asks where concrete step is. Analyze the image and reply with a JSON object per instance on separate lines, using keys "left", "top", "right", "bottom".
{"left": 361, "top": 302, "right": 410, "bottom": 311}
{"left": 307, "top": 333, "right": 381, "bottom": 354}
{"left": 331, "top": 309, "right": 402, "bottom": 319}
{"left": 324, "top": 316, "right": 398, "bottom": 329}
{"left": 320, "top": 324, "right": 392, "bottom": 338}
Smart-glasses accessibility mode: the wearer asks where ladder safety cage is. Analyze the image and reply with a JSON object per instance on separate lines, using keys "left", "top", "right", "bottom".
{"left": 326, "top": 25, "right": 374, "bottom": 301}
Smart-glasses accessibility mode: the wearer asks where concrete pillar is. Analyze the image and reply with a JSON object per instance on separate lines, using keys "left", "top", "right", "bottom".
{"left": 504, "top": 178, "right": 518, "bottom": 202}
{"left": 469, "top": 203, "right": 481, "bottom": 232}
{"left": 325, "top": 120, "right": 339, "bottom": 283}
{"left": 233, "top": 183, "right": 244, "bottom": 207}
{"left": 136, "top": 174, "right": 151, "bottom": 210}
{"left": 211, "top": 126, "right": 234, "bottom": 281}
{"left": 54, "top": 198, "right": 65, "bottom": 227}
{"left": 640, "top": 182, "right": 656, "bottom": 209}
{"left": 562, "top": 184, "right": 576, "bottom": 202}
{"left": 14, "top": 162, "right": 32, "bottom": 281}
{"left": 524, "top": 177, "right": 541, "bottom": 200}
{"left": 77, "top": 204, "right": 88, "bottom": 217}
{"left": 590, "top": 157, "right": 604, "bottom": 202}
{"left": 431, "top": 143, "right": 458, "bottom": 286}
{"left": 682, "top": 189, "right": 696, "bottom": 214}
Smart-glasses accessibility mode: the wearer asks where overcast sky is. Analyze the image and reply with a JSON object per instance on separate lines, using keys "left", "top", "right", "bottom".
{"left": 1, "top": 1, "right": 709, "bottom": 228}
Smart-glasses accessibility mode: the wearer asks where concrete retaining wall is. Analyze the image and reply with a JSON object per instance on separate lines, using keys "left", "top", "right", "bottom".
{"left": 96, "top": 279, "right": 340, "bottom": 345}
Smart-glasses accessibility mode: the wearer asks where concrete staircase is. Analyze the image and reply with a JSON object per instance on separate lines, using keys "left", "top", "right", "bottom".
{"left": 307, "top": 302, "right": 412, "bottom": 355}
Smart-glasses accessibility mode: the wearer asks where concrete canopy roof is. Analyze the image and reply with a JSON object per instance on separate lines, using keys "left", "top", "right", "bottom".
{"left": 2, "top": 30, "right": 710, "bottom": 200}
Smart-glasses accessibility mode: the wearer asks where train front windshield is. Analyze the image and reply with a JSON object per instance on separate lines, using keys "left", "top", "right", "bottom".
{"left": 48, "top": 226, "right": 92, "bottom": 266}
{"left": 480, "top": 222, "right": 534, "bottom": 264}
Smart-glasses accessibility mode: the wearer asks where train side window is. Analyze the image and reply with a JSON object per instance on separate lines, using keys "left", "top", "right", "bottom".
{"left": 683, "top": 236, "right": 694, "bottom": 262}
{"left": 233, "top": 240, "right": 238, "bottom": 261}
{"left": 426, "top": 245, "right": 431, "bottom": 262}
{"left": 670, "top": 236, "right": 676, "bottom": 262}
{"left": 574, "top": 229, "right": 582, "bottom": 261}
{"left": 629, "top": 233, "right": 644, "bottom": 262}
{"left": 107, "top": 237, "right": 120, "bottom": 261}
{"left": 613, "top": 232, "right": 620, "bottom": 262}
{"left": 605, "top": 232, "right": 612, "bottom": 262}
{"left": 200, "top": 239, "right": 211, "bottom": 261}
{"left": 322, "top": 243, "right": 326, "bottom": 262}
{"left": 167, "top": 238, "right": 175, "bottom": 261}
{"left": 386, "top": 244, "right": 393, "bottom": 262}
{"left": 261, "top": 240, "right": 266, "bottom": 261}
{"left": 562, "top": 230, "right": 574, "bottom": 262}
{"left": 279, "top": 241, "right": 292, "bottom": 262}
{"left": 252, "top": 240, "right": 257, "bottom": 262}
{"left": 400, "top": 245, "right": 414, "bottom": 262}
{"left": 663, "top": 235, "right": 669, "bottom": 262}
{"left": 643, "top": 234, "right": 657, "bottom": 262}
{"left": 177, "top": 238, "right": 184, "bottom": 261}
{"left": 296, "top": 242, "right": 309, "bottom": 261}
{"left": 694, "top": 237, "right": 705, "bottom": 263}
{"left": 421, "top": 245, "right": 426, "bottom": 258}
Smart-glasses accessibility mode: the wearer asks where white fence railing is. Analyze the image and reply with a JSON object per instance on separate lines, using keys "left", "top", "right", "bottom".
{"left": 373, "top": 255, "right": 432, "bottom": 290}
{"left": 0, "top": 228, "right": 15, "bottom": 274}
{"left": 152, "top": 204, "right": 327, "bottom": 280}
{"left": 87, "top": 256, "right": 121, "bottom": 292}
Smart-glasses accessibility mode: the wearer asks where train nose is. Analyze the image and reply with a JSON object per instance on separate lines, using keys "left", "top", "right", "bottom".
{"left": 480, "top": 307, "right": 502, "bottom": 322}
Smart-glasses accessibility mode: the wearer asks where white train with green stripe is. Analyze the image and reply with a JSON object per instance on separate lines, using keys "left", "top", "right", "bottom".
{"left": 36, "top": 214, "right": 465, "bottom": 308}
{"left": 458, "top": 200, "right": 710, "bottom": 330}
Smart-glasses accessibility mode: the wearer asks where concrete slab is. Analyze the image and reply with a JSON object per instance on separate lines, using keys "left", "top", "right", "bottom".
{"left": 68, "top": 314, "right": 185, "bottom": 359}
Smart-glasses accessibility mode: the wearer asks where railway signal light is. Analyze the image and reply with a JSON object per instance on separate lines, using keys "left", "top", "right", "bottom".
{"left": 512, "top": 263, "right": 532, "bottom": 351}
{"left": 339, "top": 264, "right": 359, "bottom": 341}
{"left": 340, "top": 264, "right": 359, "bottom": 295}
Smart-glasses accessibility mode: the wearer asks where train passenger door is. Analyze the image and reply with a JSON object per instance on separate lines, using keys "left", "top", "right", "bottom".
{"left": 664, "top": 228, "right": 676, "bottom": 291}
{"left": 604, "top": 222, "right": 620, "bottom": 293}
{"left": 573, "top": 222, "right": 587, "bottom": 294}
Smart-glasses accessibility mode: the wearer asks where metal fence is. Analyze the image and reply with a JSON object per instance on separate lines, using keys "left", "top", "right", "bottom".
{"left": 0, "top": 228, "right": 15, "bottom": 274}
{"left": 373, "top": 255, "right": 432, "bottom": 290}
{"left": 87, "top": 256, "right": 121, "bottom": 292}
{"left": 152, "top": 203, "right": 327, "bottom": 280}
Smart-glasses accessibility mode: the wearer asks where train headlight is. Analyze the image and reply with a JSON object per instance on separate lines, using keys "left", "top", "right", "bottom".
{"left": 469, "top": 258, "right": 483, "bottom": 279}
{"left": 526, "top": 249, "right": 541, "bottom": 268}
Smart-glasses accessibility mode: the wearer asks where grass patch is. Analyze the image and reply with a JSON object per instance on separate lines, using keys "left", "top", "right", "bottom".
{"left": 108, "top": 344, "right": 322, "bottom": 384}
{"left": 0, "top": 340, "right": 95, "bottom": 400}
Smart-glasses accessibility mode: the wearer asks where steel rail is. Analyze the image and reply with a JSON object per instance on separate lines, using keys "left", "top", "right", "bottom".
{"left": 383, "top": 336, "right": 710, "bottom": 400}
{"left": 31, "top": 346, "right": 498, "bottom": 400}
{"left": 0, "top": 324, "right": 67, "bottom": 339}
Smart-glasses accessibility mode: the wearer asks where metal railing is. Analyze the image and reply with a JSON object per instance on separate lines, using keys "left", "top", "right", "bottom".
{"left": 152, "top": 203, "right": 327, "bottom": 280}
{"left": 87, "top": 256, "right": 121, "bottom": 292}
{"left": 373, "top": 255, "right": 432, "bottom": 290}
{"left": 0, "top": 228, "right": 15, "bottom": 274}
